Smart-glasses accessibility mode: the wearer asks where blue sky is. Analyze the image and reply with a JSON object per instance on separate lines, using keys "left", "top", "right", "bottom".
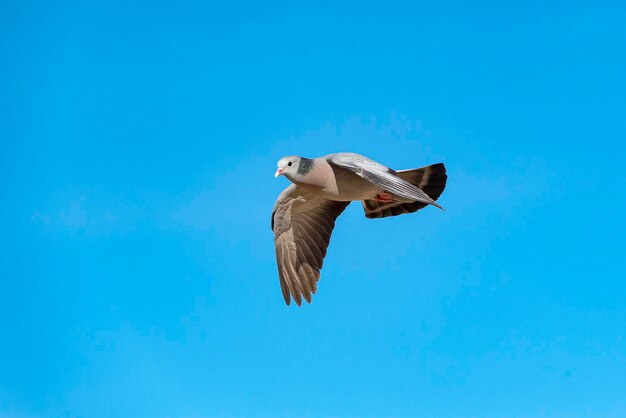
{"left": 2, "top": 1, "right": 626, "bottom": 417}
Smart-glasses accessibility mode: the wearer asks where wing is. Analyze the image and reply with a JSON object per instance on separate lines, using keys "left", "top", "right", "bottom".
{"left": 271, "top": 185, "right": 349, "bottom": 306}
{"left": 328, "top": 153, "right": 443, "bottom": 209}
{"left": 362, "top": 163, "right": 447, "bottom": 218}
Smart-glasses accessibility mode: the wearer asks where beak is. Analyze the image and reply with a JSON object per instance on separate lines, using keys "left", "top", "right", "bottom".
{"left": 274, "top": 168, "right": 283, "bottom": 178}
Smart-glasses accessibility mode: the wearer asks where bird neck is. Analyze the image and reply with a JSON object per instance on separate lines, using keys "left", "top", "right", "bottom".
{"left": 297, "top": 158, "right": 314, "bottom": 175}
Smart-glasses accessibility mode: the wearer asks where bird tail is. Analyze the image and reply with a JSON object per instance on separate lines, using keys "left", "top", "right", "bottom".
{"left": 361, "top": 163, "right": 447, "bottom": 218}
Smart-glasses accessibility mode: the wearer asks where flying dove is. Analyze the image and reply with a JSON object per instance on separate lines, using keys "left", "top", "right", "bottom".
{"left": 272, "top": 152, "right": 447, "bottom": 306}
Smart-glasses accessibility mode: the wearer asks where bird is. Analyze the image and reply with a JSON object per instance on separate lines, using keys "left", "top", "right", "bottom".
{"left": 271, "top": 152, "right": 447, "bottom": 306}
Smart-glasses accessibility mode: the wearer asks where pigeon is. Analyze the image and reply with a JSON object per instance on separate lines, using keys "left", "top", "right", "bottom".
{"left": 272, "top": 152, "right": 447, "bottom": 306}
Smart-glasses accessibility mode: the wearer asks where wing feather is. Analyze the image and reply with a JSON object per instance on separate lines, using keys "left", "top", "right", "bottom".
{"left": 362, "top": 163, "right": 447, "bottom": 218}
{"left": 272, "top": 185, "right": 349, "bottom": 306}
{"left": 328, "top": 153, "right": 443, "bottom": 209}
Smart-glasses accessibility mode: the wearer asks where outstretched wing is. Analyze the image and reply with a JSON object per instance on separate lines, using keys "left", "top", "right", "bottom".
{"left": 272, "top": 185, "right": 349, "bottom": 306}
{"left": 328, "top": 153, "right": 443, "bottom": 209}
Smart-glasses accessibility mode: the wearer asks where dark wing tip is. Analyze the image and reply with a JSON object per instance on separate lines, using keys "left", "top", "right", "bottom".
{"left": 302, "top": 292, "right": 312, "bottom": 304}
{"left": 431, "top": 201, "right": 445, "bottom": 211}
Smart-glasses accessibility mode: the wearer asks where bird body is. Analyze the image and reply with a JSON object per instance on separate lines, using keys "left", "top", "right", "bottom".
{"left": 287, "top": 158, "right": 380, "bottom": 201}
{"left": 272, "top": 152, "right": 447, "bottom": 306}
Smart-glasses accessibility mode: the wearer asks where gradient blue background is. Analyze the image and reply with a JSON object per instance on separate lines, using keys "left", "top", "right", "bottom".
{"left": 2, "top": 1, "right": 626, "bottom": 417}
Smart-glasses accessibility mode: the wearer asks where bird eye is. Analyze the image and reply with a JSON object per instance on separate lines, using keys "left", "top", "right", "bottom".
{"left": 288, "top": 162, "right": 292, "bottom": 166}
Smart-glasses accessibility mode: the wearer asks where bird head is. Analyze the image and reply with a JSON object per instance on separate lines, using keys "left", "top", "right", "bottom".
{"left": 274, "top": 156, "right": 302, "bottom": 181}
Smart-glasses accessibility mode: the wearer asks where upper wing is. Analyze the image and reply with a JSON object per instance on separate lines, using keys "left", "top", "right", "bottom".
{"left": 361, "top": 163, "right": 447, "bottom": 218}
{"left": 271, "top": 185, "right": 349, "bottom": 306}
{"left": 328, "top": 153, "right": 443, "bottom": 209}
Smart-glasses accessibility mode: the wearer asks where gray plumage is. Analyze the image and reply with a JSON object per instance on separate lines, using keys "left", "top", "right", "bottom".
{"left": 272, "top": 152, "right": 447, "bottom": 306}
